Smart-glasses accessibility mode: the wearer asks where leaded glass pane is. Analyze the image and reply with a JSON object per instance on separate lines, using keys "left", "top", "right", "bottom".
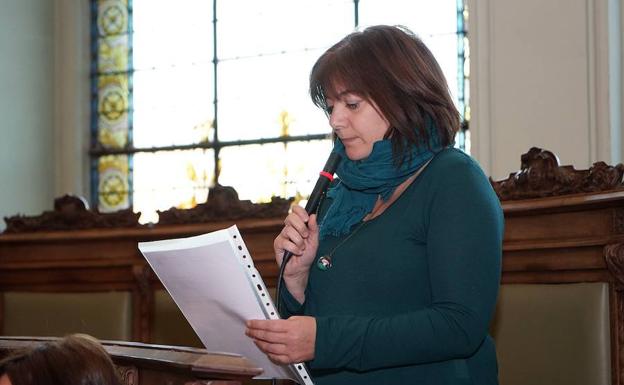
{"left": 97, "top": 0, "right": 129, "bottom": 37}
{"left": 133, "top": 66, "right": 213, "bottom": 147}
{"left": 218, "top": 50, "right": 329, "bottom": 141}
{"left": 132, "top": 0, "right": 213, "bottom": 69}
{"left": 218, "top": 0, "right": 353, "bottom": 60}
{"left": 359, "top": 0, "right": 458, "bottom": 103}
{"left": 98, "top": 155, "right": 130, "bottom": 212}
{"left": 282, "top": 140, "right": 334, "bottom": 199}
{"left": 132, "top": 0, "right": 214, "bottom": 148}
{"left": 218, "top": 140, "right": 332, "bottom": 202}
{"left": 92, "top": 0, "right": 132, "bottom": 212}
{"left": 97, "top": 34, "right": 129, "bottom": 73}
{"left": 133, "top": 149, "right": 215, "bottom": 223}
{"left": 97, "top": 74, "right": 130, "bottom": 149}
{"left": 358, "top": 0, "right": 456, "bottom": 34}
{"left": 424, "top": 33, "right": 459, "bottom": 102}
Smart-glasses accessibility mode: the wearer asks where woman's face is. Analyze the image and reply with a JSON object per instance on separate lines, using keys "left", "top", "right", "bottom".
{"left": 326, "top": 89, "right": 390, "bottom": 160}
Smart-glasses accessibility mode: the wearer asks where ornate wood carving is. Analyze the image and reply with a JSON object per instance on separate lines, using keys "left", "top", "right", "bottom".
{"left": 618, "top": 291, "right": 624, "bottom": 385}
{"left": 2, "top": 186, "right": 291, "bottom": 233}
{"left": 605, "top": 243, "right": 624, "bottom": 288}
{"left": 3, "top": 195, "right": 141, "bottom": 233}
{"left": 132, "top": 265, "right": 153, "bottom": 343}
{"left": 156, "top": 184, "right": 291, "bottom": 225}
{"left": 615, "top": 209, "right": 624, "bottom": 235}
{"left": 132, "top": 265, "right": 152, "bottom": 296}
{"left": 116, "top": 365, "right": 139, "bottom": 385}
{"left": 491, "top": 147, "right": 624, "bottom": 201}
{"left": 606, "top": 243, "right": 624, "bottom": 385}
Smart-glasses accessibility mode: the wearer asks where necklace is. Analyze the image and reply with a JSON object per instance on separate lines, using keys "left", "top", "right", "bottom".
{"left": 315, "top": 183, "right": 401, "bottom": 271}
{"left": 316, "top": 220, "right": 368, "bottom": 271}
{"left": 315, "top": 159, "right": 432, "bottom": 271}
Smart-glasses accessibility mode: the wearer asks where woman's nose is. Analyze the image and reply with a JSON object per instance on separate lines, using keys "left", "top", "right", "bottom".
{"left": 329, "top": 106, "right": 344, "bottom": 129}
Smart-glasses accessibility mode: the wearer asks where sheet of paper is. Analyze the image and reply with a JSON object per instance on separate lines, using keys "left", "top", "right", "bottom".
{"left": 139, "top": 225, "right": 313, "bottom": 384}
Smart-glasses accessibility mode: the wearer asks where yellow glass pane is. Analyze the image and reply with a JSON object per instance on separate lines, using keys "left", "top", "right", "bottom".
{"left": 98, "top": 155, "right": 130, "bottom": 212}
{"left": 97, "top": 0, "right": 129, "bottom": 37}
{"left": 97, "top": 74, "right": 129, "bottom": 149}
{"left": 98, "top": 35, "right": 129, "bottom": 73}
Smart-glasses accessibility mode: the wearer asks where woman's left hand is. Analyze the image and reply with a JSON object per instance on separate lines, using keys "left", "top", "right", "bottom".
{"left": 246, "top": 316, "right": 316, "bottom": 364}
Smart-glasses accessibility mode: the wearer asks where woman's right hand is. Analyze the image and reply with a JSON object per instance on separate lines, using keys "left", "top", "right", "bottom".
{"left": 273, "top": 205, "right": 320, "bottom": 303}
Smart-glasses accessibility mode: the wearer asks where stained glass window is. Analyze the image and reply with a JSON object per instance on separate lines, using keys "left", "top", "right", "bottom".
{"left": 90, "top": 0, "right": 469, "bottom": 223}
{"left": 91, "top": 0, "right": 133, "bottom": 212}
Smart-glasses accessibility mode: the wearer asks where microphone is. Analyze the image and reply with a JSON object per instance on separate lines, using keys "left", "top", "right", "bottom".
{"left": 275, "top": 151, "right": 341, "bottom": 315}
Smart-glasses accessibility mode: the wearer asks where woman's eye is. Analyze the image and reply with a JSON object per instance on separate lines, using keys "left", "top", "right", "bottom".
{"left": 346, "top": 102, "right": 359, "bottom": 110}
{"left": 325, "top": 105, "right": 334, "bottom": 114}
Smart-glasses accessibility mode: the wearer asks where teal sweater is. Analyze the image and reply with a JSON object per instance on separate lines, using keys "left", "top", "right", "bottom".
{"left": 281, "top": 148, "right": 504, "bottom": 385}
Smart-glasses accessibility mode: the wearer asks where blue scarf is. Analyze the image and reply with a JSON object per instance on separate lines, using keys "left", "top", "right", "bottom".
{"left": 319, "top": 124, "right": 444, "bottom": 239}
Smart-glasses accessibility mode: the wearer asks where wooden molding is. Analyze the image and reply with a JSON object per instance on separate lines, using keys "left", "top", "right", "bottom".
{"left": 156, "top": 185, "right": 291, "bottom": 226}
{"left": 618, "top": 291, "right": 624, "bottom": 385}
{"left": 491, "top": 147, "right": 624, "bottom": 201}
{"left": 2, "top": 186, "right": 291, "bottom": 234}
{"left": 0, "top": 338, "right": 260, "bottom": 384}
{"left": 132, "top": 265, "right": 153, "bottom": 343}
{"left": 614, "top": 209, "right": 624, "bottom": 234}
{"left": 605, "top": 243, "right": 624, "bottom": 288}
{"left": 183, "top": 382, "right": 239, "bottom": 385}
{"left": 3, "top": 195, "right": 141, "bottom": 233}
{"left": 117, "top": 365, "right": 139, "bottom": 385}
{"left": 606, "top": 244, "right": 624, "bottom": 385}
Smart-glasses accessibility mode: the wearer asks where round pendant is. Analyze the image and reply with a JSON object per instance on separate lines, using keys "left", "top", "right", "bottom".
{"left": 316, "top": 255, "right": 332, "bottom": 271}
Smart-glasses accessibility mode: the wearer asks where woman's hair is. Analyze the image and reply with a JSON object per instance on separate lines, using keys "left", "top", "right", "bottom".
{"left": 0, "top": 334, "right": 122, "bottom": 385}
{"left": 310, "top": 25, "right": 460, "bottom": 161}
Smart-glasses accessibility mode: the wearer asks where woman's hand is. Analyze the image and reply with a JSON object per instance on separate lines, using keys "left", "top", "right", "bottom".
{"left": 274, "top": 205, "right": 320, "bottom": 302}
{"left": 246, "top": 316, "right": 316, "bottom": 364}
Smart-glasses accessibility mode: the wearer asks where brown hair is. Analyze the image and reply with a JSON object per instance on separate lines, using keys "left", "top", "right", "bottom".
{"left": 0, "top": 334, "right": 122, "bottom": 385}
{"left": 310, "top": 25, "right": 460, "bottom": 162}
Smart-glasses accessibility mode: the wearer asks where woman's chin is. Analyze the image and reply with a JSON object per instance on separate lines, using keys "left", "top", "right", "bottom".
{"left": 345, "top": 149, "right": 372, "bottom": 161}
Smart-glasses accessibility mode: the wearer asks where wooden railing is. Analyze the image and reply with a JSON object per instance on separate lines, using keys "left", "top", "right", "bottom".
{"left": 0, "top": 337, "right": 263, "bottom": 385}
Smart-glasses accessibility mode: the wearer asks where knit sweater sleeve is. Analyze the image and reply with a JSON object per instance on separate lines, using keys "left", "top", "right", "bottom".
{"left": 309, "top": 154, "right": 504, "bottom": 371}
{"left": 278, "top": 284, "right": 306, "bottom": 317}
{"left": 277, "top": 183, "right": 338, "bottom": 318}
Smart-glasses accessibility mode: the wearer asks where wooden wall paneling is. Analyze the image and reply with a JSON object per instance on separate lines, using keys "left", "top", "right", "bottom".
{"left": 605, "top": 243, "right": 624, "bottom": 385}
{"left": 132, "top": 264, "right": 153, "bottom": 342}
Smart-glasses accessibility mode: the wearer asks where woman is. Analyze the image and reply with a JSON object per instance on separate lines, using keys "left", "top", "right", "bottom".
{"left": 246, "top": 25, "right": 503, "bottom": 385}
{"left": 0, "top": 334, "right": 122, "bottom": 385}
